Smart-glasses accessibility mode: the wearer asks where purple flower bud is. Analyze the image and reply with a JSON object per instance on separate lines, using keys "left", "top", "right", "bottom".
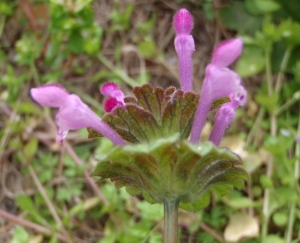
{"left": 101, "top": 82, "right": 125, "bottom": 109}
{"left": 173, "top": 8, "right": 193, "bottom": 35}
{"left": 30, "top": 84, "right": 69, "bottom": 108}
{"left": 209, "top": 85, "right": 247, "bottom": 146}
{"left": 31, "top": 84, "right": 126, "bottom": 145}
{"left": 208, "top": 105, "right": 235, "bottom": 146}
{"left": 211, "top": 38, "right": 243, "bottom": 68}
{"left": 173, "top": 9, "right": 195, "bottom": 92}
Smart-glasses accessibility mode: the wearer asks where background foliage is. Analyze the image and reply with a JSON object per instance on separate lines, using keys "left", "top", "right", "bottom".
{"left": 0, "top": 0, "right": 300, "bottom": 242}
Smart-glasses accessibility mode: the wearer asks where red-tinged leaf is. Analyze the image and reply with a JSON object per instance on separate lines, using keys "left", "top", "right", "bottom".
{"left": 87, "top": 84, "right": 231, "bottom": 142}
{"left": 93, "top": 137, "right": 248, "bottom": 211}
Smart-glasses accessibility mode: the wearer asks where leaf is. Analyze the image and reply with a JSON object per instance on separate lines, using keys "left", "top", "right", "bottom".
{"left": 88, "top": 84, "right": 229, "bottom": 143}
{"left": 180, "top": 192, "right": 210, "bottom": 212}
{"left": 219, "top": 1, "right": 263, "bottom": 35}
{"left": 236, "top": 45, "right": 265, "bottom": 78}
{"left": 12, "top": 226, "right": 29, "bottom": 243}
{"left": 262, "top": 235, "right": 285, "bottom": 243}
{"left": 138, "top": 41, "right": 156, "bottom": 57}
{"left": 93, "top": 137, "right": 248, "bottom": 211}
{"left": 23, "top": 138, "right": 38, "bottom": 161}
{"left": 68, "top": 30, "right": 84, "bottom": 54}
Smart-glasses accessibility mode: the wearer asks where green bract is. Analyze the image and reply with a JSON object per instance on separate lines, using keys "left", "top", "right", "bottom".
{"left": 92, "top": 135, "right": 248, "bottom": 212}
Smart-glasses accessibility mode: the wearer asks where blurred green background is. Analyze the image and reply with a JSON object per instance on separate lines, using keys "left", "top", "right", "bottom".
{"left": 0, "top": 0, "right": 300, "bottom": 242}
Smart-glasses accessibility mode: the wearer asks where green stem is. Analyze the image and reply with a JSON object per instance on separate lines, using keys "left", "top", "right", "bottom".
{"left": 97, "top": 54, "right": 136, "bottom": 87}
{"left": 163, "top": 198, "right": 179, "bottom": 243}
{"left": 275, "top": 46, "right": 293, "bottom": 93}
{"left": 262, "top": 48, "right": 274, "bottom": 240}
{"left": 285, "top": 110, "right": 300, "bottom": 243}
{"left": 0, "top": 16, "right": 5, "bottom": 39}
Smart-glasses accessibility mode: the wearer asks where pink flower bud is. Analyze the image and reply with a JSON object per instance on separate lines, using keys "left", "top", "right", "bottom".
{"left": 173, "top": 8, "right": 194, "bottom": 35}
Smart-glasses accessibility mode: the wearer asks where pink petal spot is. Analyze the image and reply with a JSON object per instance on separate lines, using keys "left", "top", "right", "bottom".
{"left": 173, "top": 8, "right": 194, "bottom": 35}
{"left": 104, "top": 97, "right": 123, "bottom": 112}
{"left": 30, "top": 83, "right": 69, "bottom": 108}
{"left": 212, "top": 38, "right": 243, "bottom": 68}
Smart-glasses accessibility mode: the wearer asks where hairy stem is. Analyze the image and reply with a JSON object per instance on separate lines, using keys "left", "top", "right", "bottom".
{"left": 163, "top": 198, "right": 179, "bottom": 243}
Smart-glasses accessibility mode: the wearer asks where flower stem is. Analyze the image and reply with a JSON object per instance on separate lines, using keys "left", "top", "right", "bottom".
{"left": 163, "top": 198, "right": 179, "bottom": 243}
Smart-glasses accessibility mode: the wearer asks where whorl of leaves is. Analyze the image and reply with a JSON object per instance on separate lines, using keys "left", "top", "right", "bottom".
{"left": 88, "top": 84, "right": 229, "bottom": 143}
{"left": 92, "top": 136, "right": 248, "bottom": 212}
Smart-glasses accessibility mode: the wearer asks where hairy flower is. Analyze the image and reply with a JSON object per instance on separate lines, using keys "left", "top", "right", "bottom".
{"left": 190, "top": 38, "right": 243, "bottom": 144}
{"left": 100, "top": 82, "right": 125, "bottom": 112}
{"left": 209, "top": 86, "right": 247, "bottom": 146}
{"left": 31, "top": 84, "right": 126, "bottom": 145}
{"left": 173, "top": 9, "right": 195, "bottom": 92}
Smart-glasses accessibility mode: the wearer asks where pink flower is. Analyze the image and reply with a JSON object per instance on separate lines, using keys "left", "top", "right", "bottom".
{"left": 31, "top": 84, "right": 126, "bottom": 145}
{"left": 209, "top": 86, "right": 247, "bottom": 146}
{"left": 173, "top": 9, "right": 195, "bottom": 92}
{"left": 190, "top": 38, "right": 243, "bottom": 144}
{"left": 100, "top": 82, "right": 125, "bottom": 112}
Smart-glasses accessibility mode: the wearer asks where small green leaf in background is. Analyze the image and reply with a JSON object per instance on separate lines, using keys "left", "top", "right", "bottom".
{"left": 272, "top": 212, "right": 288, "bottom": 226}
{"left": 255, "top": 93, "right": 278, "bottom": 114}
{"left": 219, "top": 1, "right": 263, "bottom": 35}
{"left": 262, "top": 235, "right": 285, "bottom": 243}
{"left": 23, "top": 138, "right": 38, "bottom": 161}
{"left": 15, "top": 34, "right": 42, "bottom": 66}
{"left": 236, "top": 45, "right": 265, "bottom": 78}
{"left": 68, "top": 30, "right": 84, "bottom": 54}
{"left": 138, "top": 40, "right": 156, "bottom": 58}
{"left": 11, "top": 226, "right": 29, "bottom": 243}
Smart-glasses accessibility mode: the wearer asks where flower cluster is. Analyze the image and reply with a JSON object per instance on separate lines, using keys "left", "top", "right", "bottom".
{"left": 30, "top": 8, "right": 246, "bottom": 148}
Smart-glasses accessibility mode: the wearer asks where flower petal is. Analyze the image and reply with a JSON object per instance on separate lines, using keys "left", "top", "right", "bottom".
{"left": 30, "top": 84, "right": 69, "bottom": 108}
{"left": 104, "top": 97, "right": 123, "bottom": 112}
{"left": 211, "top": 38, "right": 243, "bottom": 68}
{"left": 56, "top": 94, "right": 126, "bottom": 145}
{"left": 209, "top": 104, "right": 235, "bottom": 146}
{"left": 203, "top": 64, "right": 241, "bottom": 101}
{"left": 173, "top": 8, "right": 194, "bottom": 35}
{"left": 100, "top": 82, "right": 125, "bottom": 104}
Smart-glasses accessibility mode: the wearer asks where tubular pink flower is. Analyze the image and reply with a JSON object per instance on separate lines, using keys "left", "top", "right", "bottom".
{"left": 173, "top": 8, "right": 195, "bottom": 92}
{"left": 208, "top": 105, "right": 235, "bottom": 146}
{"left": 212, "top": 38, "right": 243, "bottom": 68}
{"left": 31, "top": 84, "right": 126, "bottom": 145}
{"left": 208, "top": 85, "right": 247, "bottom": 146}
{"left": 189, "top": 38, "right": 243, "bottom": 144}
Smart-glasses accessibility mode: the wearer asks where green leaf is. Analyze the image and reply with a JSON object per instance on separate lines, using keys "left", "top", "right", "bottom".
{"left": 255, "top": 93, "right": 278, "bottom": 113}
{"left": 278, "top": 19, "right": 300, "bottom": 47}
{"left": 180, "top": 192, "right": 210, "bottom": 212}
{"left": 236, "top": 45, "right": 265, "bottom": 78}
{"left": 254, "top": 0, "right": 280, "bottom": 13}
{"left": 93, "top": 137, "right": 247, "bottom": 212}
{"left": 262, "top": 235, "right": 285, "bottom": 243}
{"left": 12, "top": 226, "right": 29, "bottom": 243}
{"left": 138, "top": 41, "right": 156, "bottom": 57}
{"left": 23, "top": 138, "right": 38, "bottom": 161}
{"left": 219, "top": 1, "right": 263, "bottom": 35}
{"left": 68, "top": 30, "right": 84, "bottom": 54}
